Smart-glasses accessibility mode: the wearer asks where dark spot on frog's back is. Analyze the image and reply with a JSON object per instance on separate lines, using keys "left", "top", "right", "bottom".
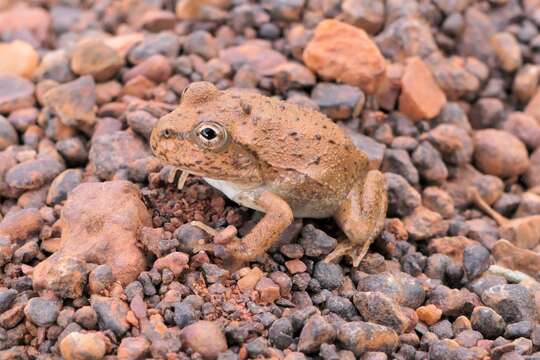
{"left": 314, "top": 134, "right": 321, "bottom": 141}
{"left": 328, "top": 140, "right": 336, "bottom": 144}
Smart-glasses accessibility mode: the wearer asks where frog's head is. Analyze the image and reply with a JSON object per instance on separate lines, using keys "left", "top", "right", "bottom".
{"left": 150, "top": 81, "right": 262, "bottom": 186}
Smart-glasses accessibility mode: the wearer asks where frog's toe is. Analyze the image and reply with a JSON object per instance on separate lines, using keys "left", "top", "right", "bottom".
{"left": 324, "top": 242, "right": 353, "bottom": 264}
{"left": 324, "top": 241, "right": 370, "bottom": 267}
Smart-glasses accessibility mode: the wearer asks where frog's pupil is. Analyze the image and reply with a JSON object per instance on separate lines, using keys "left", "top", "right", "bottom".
{"left": 200, "top": 127, "right": 217, "bottom": 140}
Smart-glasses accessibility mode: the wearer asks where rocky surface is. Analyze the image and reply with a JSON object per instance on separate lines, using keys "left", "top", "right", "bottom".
{"left": 0, "top": 1, "right": 539, "bottom": 359}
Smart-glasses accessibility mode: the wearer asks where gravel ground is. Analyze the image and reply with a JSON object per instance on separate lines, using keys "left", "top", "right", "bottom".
{"left": 1, "top": 0, "right": 540, "bottom": 359}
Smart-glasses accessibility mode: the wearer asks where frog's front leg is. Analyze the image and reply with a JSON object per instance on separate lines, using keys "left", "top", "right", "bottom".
{"left": 325, "top": 170, "right": 387, "bottom": 267}
{"left": 193, "top": 191, "right": 294, "bottom": 263}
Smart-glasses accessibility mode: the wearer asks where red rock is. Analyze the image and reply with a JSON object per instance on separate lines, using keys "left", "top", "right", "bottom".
{"left": 416, "top": 304, "right": 442, "bottom": 325}
{"left": 104, "top": 33, "right": 144, "bottom": 59}
{"left": 122, "top": 55, "right": 172, "bottom": 83}
{"left": 303, "top": 19, "right": 386, "bottom": 94}
{"left": 118, "top": 336, "right": 150, "bottom": 360}
{"left": 44, "top": 76, "right": 97, "bottom": 132}
{"left": 0, "top": 208, "right": 42, "bottom": 243}
{"left": 237, "top": 267, "right": 264, "bottom": 291}
{"left": 256, "top": 277, "right": 281, "bottom": 304}
{"left": 513, "top": 65, "right": 539, "bottom": 103}
{"left": 33, "top": 181, "right": 150, "bottom": 297}
{"left": 428, "top": 236, "right": 477, "bottom": 263}
{"left": 0, "top": 5, "right": 51, "bottom": 44}
{"left": 285, "top": 259, "right": 307, "bottom": 274}
{"left": 122, "top": 75, "right": 155, "bottom": 98}
{"left": 153, "top": 252, "right": 189, "bottom": 277}
{"left": 403, "top": 206, "right": 449, "bottom": 241}
{"left": 175, "top": 0, "right": 230, "bottom": 21}
{"left": 70, "top": 39, "right": 124, "bottom": 82}
{"left": 60, "top": 332, "right": 106, "bottom": 360}
{"left": 180, "top": 320, "right": 228, "bottom": 360}
{"left": 0, "top": 74, "right": 35, "bottom": 113}
{"left": 473, "top": 129, "right": 530, "bottom": 178}
{"left": 138, "top": 10, "right": 176, "bottom": 32}
{"left": 491, "top": 32, "right": 522, "bottom": 72}
{"left": 0, "top": 40, "right": 39, "bottom": 78}
{"left": 399, "top": 57, "right": 447, "bottom": 121}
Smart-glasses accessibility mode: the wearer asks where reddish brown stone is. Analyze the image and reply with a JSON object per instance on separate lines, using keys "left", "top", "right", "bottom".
{"left": 0, "top": 40, "right": 39, "bottom": 78}
{"left": 473, "top": 129, "right": 530, "bottom": 178}
{"left": 416, "top": 304, "right": 442, "bottom": 325}
{"left": 0, "top": 5, "right": 51, "bottom": 44}
{"left": 153, "top": 252, "right": 189, "bottom": 277}
{"left": 399, "top": 57, "right": 447, "bottom": 121}
{"left": 0, "top": 75, "right": 35, "bottom": 113}
{"left": 237, "top": 267, "right": 264, "bottom": 291}
{"left": 33, "top": 181, "right": 150, "bottom": 297}
{"left": 175, "top": 0, "right": 230, "bottom": 21}
{"left": 180, "top": 321, "right": 228, "bottom": 360}
{"left": 71, "top": 39, "right": 124, "bottom": 82}
{"left": 60, "top": 332, "right": 106, "bottom": 360}
{"left": 256, "top": 277, "right": 281, "bottom": 304}
{"left": 303, "top": 19, "right": 386, "bottom": 94}
{"left": 428, "top": 236, "right": 477, "bottom": 263}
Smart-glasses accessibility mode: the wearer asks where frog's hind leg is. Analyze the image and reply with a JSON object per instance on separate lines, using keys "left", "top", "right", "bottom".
{"left": 325, "top": 170, "right": 387, "bottom": 267}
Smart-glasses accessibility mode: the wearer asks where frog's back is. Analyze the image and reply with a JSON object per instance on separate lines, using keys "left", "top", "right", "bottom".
{"left": 228, "top": 90, "right": 368, "bottom": 217}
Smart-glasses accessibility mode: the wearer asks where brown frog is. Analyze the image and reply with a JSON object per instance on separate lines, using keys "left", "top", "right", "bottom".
{"left": 150, "top": 81, "right": 387, "bottom": 266}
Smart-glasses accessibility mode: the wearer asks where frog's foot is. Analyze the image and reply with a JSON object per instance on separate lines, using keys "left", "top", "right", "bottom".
{"left": 190, "top": 220, "right": 219, "bottom": 237}
{"left": 324, "top": 240, "right": 371, "bottom": 267}
{"left": 190, "top": 192, "right": 293, "bottom": 265}
{"left": 167, "top": 167, "right": 190, "bottom": 190}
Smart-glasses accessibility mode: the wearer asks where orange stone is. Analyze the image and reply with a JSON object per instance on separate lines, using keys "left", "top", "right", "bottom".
{"left": 416, "top": 304, "right": 442, "bottom": 325}
{"left": 285, "top": 259, "right": 307, "bottom": 274}
{"left": 237, "top": 267, "right": 264, "bottom": 291}
{"left": 0, "top": 40, "right": 39, "bottom": 78}
{"left": 399, "top": 57, "right": 447, "bottom": 121}
{"left": 255, "top": 277, "right": 281, "bottom": 304}
{"left": 303, "top": 19, "right": 386, "bottom": 94}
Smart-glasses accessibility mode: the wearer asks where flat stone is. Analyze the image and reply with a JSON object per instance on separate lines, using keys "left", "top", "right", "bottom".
{"left": 60, "top": 332, "right": 106, "bottom": 360}
{"left": 5, "top": 157, "right": 65, "bottom": 190}
{"left": 303, "top": 19, "right": 386, "bottom": 94}
{"left": 180, "top": 320, "right": 228, "bottom": 360}
{"left": 0, "top": 75, "right": 35, "bottom": 113}
{"left": 44, "top": 76, "right": 97, "bottom": 132}
{"left": 89, "top": 130, "right": 151, "bottom": 180}
{"left": 32, "top": 181, "right": 151, "bottom": 297}
{"left": 338, "top": 321, "right": 399, "bottom": 356}
{"left": 0, "top": 5, "right": 51, "bottom": 44}
{"left": 71, "top": 39, "right": 124, "bottom": 81}
{"left": 399, "top": 57, "right": 447, "bottom": 121}
{"left": 473, "top": 129, "right": 529, "bottom": 178}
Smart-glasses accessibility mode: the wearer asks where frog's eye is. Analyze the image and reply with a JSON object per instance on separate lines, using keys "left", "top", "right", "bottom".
{"left": 192, "top": 121, "right": 229, "bottom": 151}
{"left": 161, "top": 128, "right": 174, "bottom": 138}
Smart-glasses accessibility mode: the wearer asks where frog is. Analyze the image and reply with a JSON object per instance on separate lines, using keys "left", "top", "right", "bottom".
{"left": 150, "top": 81, "right": 387, "bottom": 267}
